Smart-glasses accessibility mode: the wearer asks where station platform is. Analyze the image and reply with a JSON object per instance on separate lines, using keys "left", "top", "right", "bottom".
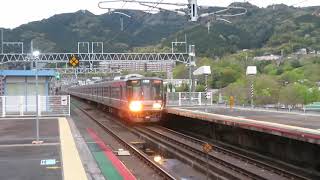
{"left": 165, "top": 106, "right": 320, "bottom": 145}
{"left": 0, "top": 116, "right": 135, "bottom": 180}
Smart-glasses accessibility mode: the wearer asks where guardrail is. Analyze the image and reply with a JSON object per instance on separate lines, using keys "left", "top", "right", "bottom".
{"left": 0, "top": 95, "right": 70, "bottom": 117}
{"left": 166, "top": 92, "right": 213, "bottom": 106}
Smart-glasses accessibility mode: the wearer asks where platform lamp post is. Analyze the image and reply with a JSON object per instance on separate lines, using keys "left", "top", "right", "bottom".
{"left": 193, "top": 66, "right": 211, "bottom": 111}
{"left": 188, "top": 45, "right": 196, "bottom": 103}
{"left": 246, "top": 66, "right": 257, "bottom": 109}
{"left": 32, "top": 50, "right": 43, "bottom": 144}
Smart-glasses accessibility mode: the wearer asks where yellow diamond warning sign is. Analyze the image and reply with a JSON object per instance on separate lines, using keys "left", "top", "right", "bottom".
{"left": 69, "top": 55, "right": 79, "bottom": 67}
{"left": 202, "top": 143, "right": 213, "bottom": 153}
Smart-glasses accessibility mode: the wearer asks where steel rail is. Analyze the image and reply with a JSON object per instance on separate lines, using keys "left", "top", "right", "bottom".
{"left": 71, "top": 102, "right": 176, "bottom": 180}
{"left": 155, "top": 126, "right": 309, "bottom": 180}
{"left": 135, "top": 126, "right": 265, "bottom": 180}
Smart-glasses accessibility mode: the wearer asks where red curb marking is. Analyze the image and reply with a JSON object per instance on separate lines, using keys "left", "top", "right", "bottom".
{"left": 87, "top": 128, "right": 136, "bottom": 180}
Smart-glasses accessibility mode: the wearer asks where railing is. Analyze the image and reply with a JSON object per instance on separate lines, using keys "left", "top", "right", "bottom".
{"left": 166, "top": 92, "right": 212, "bottom": 107}
{"left": 0, "top": 95, "right": 70, "bottom": 117}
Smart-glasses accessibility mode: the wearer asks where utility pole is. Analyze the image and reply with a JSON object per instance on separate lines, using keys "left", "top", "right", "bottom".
{"left": 250, "top": 77, "right": 254, "bottom": 108}
{"left": 32, "top": 50, "right": 42, "bottom": 144}
{"left": 205, "top": 74, "right": 208, "bottom": 112}
{"left": 188, "top": 45, "right": 196, "bottom": 97}
{"left": 1, "top": 29, "right": 3, "bottom": 54}
{"left": 120, "top": 16, "right": 124, "bottom": 31}
{"left": 246, "top": 66, "right": 257, "bottom": 108}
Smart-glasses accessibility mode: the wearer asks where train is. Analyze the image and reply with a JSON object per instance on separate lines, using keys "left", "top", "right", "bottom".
{"left": 68, "top": 74, "right": 165, "bottom": 123}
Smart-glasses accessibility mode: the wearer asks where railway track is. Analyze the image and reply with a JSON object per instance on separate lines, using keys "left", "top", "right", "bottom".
{"left": 154, "top": 126, "right": 309, "bottom": 180}
{"left": 135, "top": 126, "right": 309, "bottom": 180}
{"left": 72, "top": 99, "right": 310, "bottom": 180}
{"left": 72, "top": 101, "right": 176, "bottom": 180}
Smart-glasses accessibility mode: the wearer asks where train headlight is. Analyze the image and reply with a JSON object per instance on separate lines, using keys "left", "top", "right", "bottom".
{"left": 152, "top": 102, "right": 162, "bottom": 110}
{"left": 129, "top": 101, "right": 142, "bottom": 112}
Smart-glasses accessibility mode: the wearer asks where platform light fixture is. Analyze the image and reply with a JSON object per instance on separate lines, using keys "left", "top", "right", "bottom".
{"left": 32, "top": 50, "right": 40, "bottom": 57}
{"left": 32, "top": 50, "right": 43, "bottom": 144}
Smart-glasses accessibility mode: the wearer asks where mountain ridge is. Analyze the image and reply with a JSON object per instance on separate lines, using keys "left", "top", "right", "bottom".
{"left": 0, "top": 3, "right": 320, "bottom": 57}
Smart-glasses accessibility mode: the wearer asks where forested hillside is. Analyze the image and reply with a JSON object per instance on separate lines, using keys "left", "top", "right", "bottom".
{"left": 1, "top": 2, "right": 320, "bottom": 105}
{"left": 1, "top": 3, "right": 320, "bottom": 57}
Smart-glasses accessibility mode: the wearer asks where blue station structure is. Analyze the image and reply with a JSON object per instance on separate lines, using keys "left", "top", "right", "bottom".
{"left": 0, "top": 70, "right": 55, "bottom": 96}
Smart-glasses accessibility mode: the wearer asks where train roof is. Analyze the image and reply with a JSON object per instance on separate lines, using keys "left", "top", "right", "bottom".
{"left": 70, "top": 76, "right": 163, "bottom": 88}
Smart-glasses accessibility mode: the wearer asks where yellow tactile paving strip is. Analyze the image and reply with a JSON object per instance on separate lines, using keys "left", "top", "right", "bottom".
{"left": 59, "top": 118, "right": 87, "bottom": 180}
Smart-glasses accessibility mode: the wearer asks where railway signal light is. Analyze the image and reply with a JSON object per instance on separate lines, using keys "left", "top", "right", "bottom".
{"left": 55, "top": 72, "right": 61, "bottom": 80}
{"left": 188, "top": 0, "right": 198, "bottom": 22}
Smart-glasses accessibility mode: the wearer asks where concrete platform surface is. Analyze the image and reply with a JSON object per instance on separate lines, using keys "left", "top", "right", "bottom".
{"left": 0, "top": 118, "right": 59, "bottom": 144}
{"left": 174, "top": 105, "right": 320, "bottom": 130}
{"left": 166, "top": 107, "right": 320, "bottom": 145}
{"left": 0, "top": 117, "right": 90, "bottom": 180}
{"left": 0, "top": 145, "right": 61, "bottom": 180}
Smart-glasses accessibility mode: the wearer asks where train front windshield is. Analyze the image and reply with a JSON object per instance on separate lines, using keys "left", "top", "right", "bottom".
{"left": 129, "top": 79, "right": 163, "bottom": 100}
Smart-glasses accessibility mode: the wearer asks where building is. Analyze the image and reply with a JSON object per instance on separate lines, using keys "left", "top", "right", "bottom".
{"left": 0, "top": 70, "right": 56, "bottom": 113}
{"left": 99, "top": 61, "right": 175, "bottom": 74}
{"left": 253, "top": 54, "right": 281, "bottom": 61}
{"left": 0, "top": 77, "right": 4, "bottom": 96}
{"left": 0, "top": 70, "right": 55, "bottom": 96}
{"left": 295, "top": 48, "right": 307, "bottom": 55}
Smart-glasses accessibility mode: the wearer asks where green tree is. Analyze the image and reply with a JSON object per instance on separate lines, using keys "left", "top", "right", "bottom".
{"left": 224, "top": 81, "right": 248, "bottom": 105}
{"left": 173, "top": 63, "right": 188, "bottom": 79}
{"left": 263, "top": 64, "right": 277, "bottom": 75}
{"left": 195, "top": 84, "right": 205, "bottom": 92}
{"left": 305, "top": 88, "right": 320, "bottom": 105}
{"left": 175, "top": 83, "right": 189, "bottom": 92}
{"left": 290, "top": 60, "right": 302, "bottom": 68}
{"left": 254, "top": 75, "right": 280, "bottom": 105}
{"left": 279, "top": 69, "right": 304, "bottom": 84}
{"left": 279, "top": 83, "right": 308, "bottom": 107}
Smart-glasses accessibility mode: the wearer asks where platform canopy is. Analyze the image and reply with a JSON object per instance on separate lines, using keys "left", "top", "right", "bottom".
{"left": 193, "top": 66, "right": 211, "bottom": 76}
{"left": 246, "top": 66, "right": 257, "bottom": 76}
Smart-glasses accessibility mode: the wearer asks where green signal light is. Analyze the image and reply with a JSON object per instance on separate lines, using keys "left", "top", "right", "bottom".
{"left": 55, "top": 73, "right": 61, "bottom": 80}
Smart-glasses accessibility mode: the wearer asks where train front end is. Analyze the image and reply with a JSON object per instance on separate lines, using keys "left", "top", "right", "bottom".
{"left": 126, "top": 78, "right": 165, "bottom": 123}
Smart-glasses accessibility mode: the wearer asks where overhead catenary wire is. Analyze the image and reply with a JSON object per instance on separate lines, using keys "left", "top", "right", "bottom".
{"left": 99, "top": 0, "right": 165, "bottom": 45}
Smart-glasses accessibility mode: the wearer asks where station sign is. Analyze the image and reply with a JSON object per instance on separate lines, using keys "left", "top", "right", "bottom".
{"left": 61, "top": 96, "right": 68, "bottom": 106}
{"left": 40, "top": 159, "right": 56, "bottom": 166}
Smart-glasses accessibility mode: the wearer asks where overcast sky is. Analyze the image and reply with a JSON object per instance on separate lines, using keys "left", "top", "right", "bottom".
{"left": 0, "top": 0, "right": 319, "bottom": 29}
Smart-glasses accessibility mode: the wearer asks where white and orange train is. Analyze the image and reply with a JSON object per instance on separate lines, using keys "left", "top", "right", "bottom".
{"left": 68, "top": 75, "right": 165, "bottom": 123}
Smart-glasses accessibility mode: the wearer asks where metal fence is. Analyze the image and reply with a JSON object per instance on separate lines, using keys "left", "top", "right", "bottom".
{"left": 166, "top": 92, "right": 213, "bottom": 107}
{"left": 0, "top": 95, "right": 70, "bottom": 117}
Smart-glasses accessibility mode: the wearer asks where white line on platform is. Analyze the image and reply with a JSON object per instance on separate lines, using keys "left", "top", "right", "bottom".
{"left": 179, "top": 105, "right": 320, "bottom": 117}
{"left": 0, "top": 117, "right": 61, "bottom": 120}
{"left": 0, "top": 142, "right": 59, "bottom": 147}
